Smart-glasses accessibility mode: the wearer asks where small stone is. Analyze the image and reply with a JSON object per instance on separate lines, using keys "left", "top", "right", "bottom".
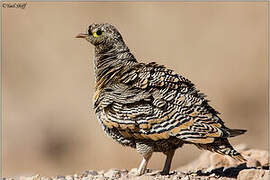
{"left": 104, "top": 169, "right": 121, "bottom": 178}
{"left": 118, "top": 174, "right": 129, "bottom": 180}
{"left": 210, "top": 153, "right": 232, "bottom": 169}
{"left": 237, "top": 169, "right": 269, "bottom": 180}
{"left": 98, "top": 170, "right": 105, "bottom": 175}
{"left": 21, "top": 177, "right": 31, "bottom": 180}
{"left": 56, "top": 176, "right": 65, "bottom": 180}
{"left": 242, "top": 149, "right": 269, "bottom": 166}
{"left": 72, "top": 174, "right": 80, "bottom": 180}
{"left": 121, "top": 169, "right": 128, "bottom": 172}
{"left": 81, "top": 177, "right": 90, "bottom": 180}
{"left": 20, "top": 175, "right": 41, "bottom": 180}
{"left": 65, "top": 176, "right": 73, "bottom": 180}
{"left": 246, "top": 158, "right": 262, "bottom": 168}
{"left": 83, "top": 170, "right": 99, "bottom": 177}
{"left": 128, "top": 168, "right": 138, "bottom": 175}
{"left": 95, "top": 178, "right": 106, "bottom": 180}
{"left": 120, "top": 169, "right": 128, "bottom": 176}
{"left": 181, "top": 176, "right": 190, "bottom": 180}
{"left": 172, "top": 176, "right": 180, "bottom": 180}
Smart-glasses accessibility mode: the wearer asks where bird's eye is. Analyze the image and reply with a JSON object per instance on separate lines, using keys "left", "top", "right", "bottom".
{"left": 93, "top": 30, "right": 103, "bottom": 37}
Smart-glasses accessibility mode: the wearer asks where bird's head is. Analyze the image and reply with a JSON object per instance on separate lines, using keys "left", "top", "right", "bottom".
{"left": 76, "top": 23, "right": 124, "bottom": 51}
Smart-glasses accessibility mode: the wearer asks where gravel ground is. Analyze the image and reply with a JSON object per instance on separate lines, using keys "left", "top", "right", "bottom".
{"left": 4, "top": 145, "right": 269, "bottom": 180}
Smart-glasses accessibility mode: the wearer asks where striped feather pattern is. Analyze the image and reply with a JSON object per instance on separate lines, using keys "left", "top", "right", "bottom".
{"left": 94, "top": 61, "right": 235, "bottom": 144}
{"left": 81, "top": 23, "right": 246, "bottom": 167}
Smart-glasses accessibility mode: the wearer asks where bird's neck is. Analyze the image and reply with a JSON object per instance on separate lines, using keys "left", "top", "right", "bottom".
{"left": 95, "top": 40, "right": 136, "bottom": 62}
{"left": 93, "top": 41, "right": 137, "bottom": 88}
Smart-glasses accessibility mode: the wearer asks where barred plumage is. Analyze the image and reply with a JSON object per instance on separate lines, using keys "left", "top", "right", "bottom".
{"left": 76, "top": 23, "right": 247, "bottom": 175}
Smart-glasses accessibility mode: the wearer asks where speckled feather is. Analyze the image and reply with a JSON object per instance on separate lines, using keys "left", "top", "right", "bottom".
{"left": 77, "top": 23, "right": 247, "bottom": 174}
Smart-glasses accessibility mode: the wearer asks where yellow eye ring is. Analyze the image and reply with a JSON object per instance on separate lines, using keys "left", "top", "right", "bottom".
{"left": 93, "top": 30, "right": 103, "bottom": 37}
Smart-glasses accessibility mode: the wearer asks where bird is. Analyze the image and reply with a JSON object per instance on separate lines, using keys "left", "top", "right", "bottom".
{"left": 76, "top": 23, "right": 247, "bottom": 175}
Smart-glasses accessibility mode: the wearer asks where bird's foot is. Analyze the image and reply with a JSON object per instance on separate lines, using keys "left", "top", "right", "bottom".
{"left": 128, "top": 168, "right": 142, "bottom": 176}
{"left": 134, "top": 168, "right": 153, "bottom": 176}
{"left": 160, "top": 170, "right": 170, "bottom": 176}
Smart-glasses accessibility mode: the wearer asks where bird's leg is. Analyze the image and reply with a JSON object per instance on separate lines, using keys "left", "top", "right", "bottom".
{"left": 136, "top": 142, "right": 153, "bottom": 175}
{"left": 137, "top": 152, "right": 153, "bottom": 175}
{"left": 161, "top": 149, "right": 175, "bottom": 175}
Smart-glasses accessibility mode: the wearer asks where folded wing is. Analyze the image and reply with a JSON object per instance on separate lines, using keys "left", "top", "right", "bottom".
{"left": 95, "top": 62, "right": 242, "bottom": 144}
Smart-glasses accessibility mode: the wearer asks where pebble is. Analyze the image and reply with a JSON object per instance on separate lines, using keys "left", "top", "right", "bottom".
{"left": 104, "top": 169, "right": 121, "bottom": 178}
{"left": 83, "top": 170, "right": 99, "bottom": 177}
{"left": 246, "top": 158, "right": 262, "bottom": 168}
{"left": 65, "top": 176, "right": 73, "bottom": 180}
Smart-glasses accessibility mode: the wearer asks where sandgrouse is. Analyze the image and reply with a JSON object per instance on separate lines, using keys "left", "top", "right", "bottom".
{"left": 76, "top": 23, "right": 247, "bottom": 175}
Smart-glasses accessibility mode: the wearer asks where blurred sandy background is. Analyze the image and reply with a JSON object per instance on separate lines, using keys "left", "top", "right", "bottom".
{"left": 2, "top": 1, "right": 268, "bottom": 178}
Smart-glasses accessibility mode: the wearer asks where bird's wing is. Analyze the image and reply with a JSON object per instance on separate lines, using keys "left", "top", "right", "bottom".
{"left": 97, "top": 62, "right": 231, "bottom": 143}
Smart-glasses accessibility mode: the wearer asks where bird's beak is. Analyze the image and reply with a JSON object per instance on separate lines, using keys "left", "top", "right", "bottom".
{"left": 76, "top": 33, "right": 88, "bottom": 38}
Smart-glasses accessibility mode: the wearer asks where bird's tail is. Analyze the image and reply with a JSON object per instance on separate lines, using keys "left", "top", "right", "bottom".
{"left": 196, "top": 138, "right": 246, "bottom": 162}
{"left": 227, "top": 128, "right": 247, "bottom": 138}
